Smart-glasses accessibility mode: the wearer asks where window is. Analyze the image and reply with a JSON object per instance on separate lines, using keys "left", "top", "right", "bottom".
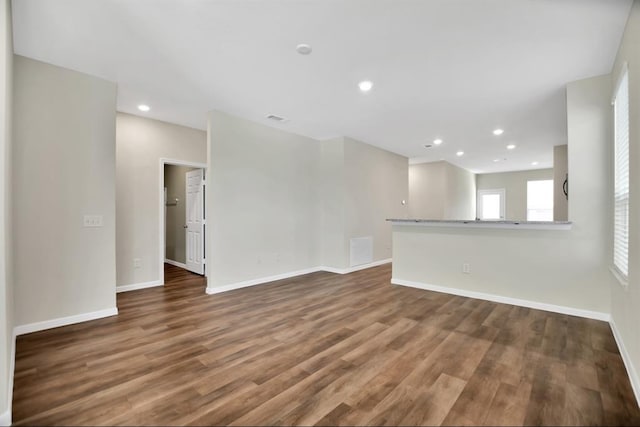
{"left": 477, "top": 189, "right": 505, "bottom": 220}
{"left": 613, "top": 67, "right": 629, "bottom": 278}
{"left": 527, "top": 180, "right": 554, "bottom": 221}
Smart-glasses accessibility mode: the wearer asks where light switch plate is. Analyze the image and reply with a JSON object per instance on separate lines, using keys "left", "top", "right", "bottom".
{"left": 83, "top": 215, "right": 103, "bottom": 227}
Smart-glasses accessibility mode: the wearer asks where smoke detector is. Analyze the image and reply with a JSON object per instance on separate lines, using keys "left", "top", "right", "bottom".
{"left": 296, "top": 44, "right": 312, "bottom": 55}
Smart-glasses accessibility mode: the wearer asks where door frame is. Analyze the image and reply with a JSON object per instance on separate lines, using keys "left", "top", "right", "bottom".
{"left": 476, "top": 188, "right": 506, "bottom": 221}
{"left": 159, "top": 158, "right": 208, "bottom": 286}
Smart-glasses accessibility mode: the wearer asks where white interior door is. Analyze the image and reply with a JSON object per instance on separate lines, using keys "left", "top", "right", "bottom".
{"left": 185, "top": 169, "right": 204, "bottom": 274}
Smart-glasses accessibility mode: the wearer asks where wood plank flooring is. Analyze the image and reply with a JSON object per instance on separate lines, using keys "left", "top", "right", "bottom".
{"left": 12, "top": 263, "right": 640, "bottom": 426}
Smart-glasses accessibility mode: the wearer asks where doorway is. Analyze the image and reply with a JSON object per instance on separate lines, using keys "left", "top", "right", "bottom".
{"left": 477, "top": 188, "right": 506, "bottom": 221}
{"left": 160, "top": 159, "right": 207, "bottom": 285}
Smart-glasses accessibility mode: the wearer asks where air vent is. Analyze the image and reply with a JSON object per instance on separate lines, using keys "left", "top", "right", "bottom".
{"left": 266, "top": 114, "right": 287, "bottom": 122}
{"left": 424, "top": 144, "right": 433, "bottom": 148}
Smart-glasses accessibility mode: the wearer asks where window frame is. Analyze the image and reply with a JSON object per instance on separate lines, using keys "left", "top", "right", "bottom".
{"left": 612, "top": 63, "right": 630, "bottom": 285}
{"left": 526, "top": 179, "right": 554, "bottom": 222}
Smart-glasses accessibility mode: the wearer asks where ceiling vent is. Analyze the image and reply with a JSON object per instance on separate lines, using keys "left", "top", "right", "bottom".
{"left": 266, "top": 114, "right": 288, "bottom": 122}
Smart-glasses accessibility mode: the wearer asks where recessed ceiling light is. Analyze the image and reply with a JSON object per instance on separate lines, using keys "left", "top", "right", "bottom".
{"left": 507, "top": 144, "right": 516, "bottom": 150}
{"left": 433, "top": 139, "right": 443, "bottom": 145}
{"left": 138, "top": 104, "right": 150, "bottom": 112}
{"left": 531, "top": 161, "right": 539, "bottom": 166}
{"left": 493, "top": 158, "right": 501, "bottom": 162}
{"left": 493, "top": 128, "right": 504, "bottom": 135}
{"left": 456, "top": 151, "right": 464, "bottom": 156}
{"left": 296, "top": 44, "right": 312, "bottom": 55}
{"left": 358, "top": 80, "right": 373, "bottom": 92}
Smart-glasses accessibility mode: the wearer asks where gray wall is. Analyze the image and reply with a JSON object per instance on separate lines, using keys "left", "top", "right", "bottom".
{"left": 553, "top": 145, "right": 569, "bottom": 221}
{"left": 0, "top": 0, "right": 12, "bottom": 423}
{"left": 116, "top": 113, "right": 206, "bottom": 287}
{"left": 164, "top": 165, "right": 197, "bottom": 264}
{"left": 476, "top": 169, "right": 554, "bottom": 221}
{"left": 12, "top": 56, "right": 117, "bottom": 326}
{"left": 610, "top": 0, "right": 640, "bottom": 400}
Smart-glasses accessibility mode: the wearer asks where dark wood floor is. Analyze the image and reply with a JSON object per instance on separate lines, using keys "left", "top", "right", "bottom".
{"left": 12, "top": 263, "right": 640, "bottom": 426}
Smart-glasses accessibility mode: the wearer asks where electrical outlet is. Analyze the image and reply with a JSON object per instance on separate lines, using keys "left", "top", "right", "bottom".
{"left": 133, "top": 258, "right": 142, "bottom": 268}
{"left": 462, "top": 263, "right": 470, "bottom": 274}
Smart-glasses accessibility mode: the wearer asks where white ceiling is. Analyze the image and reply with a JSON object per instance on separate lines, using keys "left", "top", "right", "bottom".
{"left": 12, "top": 0, "right": 632, "bottom": 173}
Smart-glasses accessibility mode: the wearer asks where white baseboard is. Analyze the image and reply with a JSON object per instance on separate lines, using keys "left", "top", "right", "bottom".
{"left": 610, "top": 317, "right": 640, "bottom": 407}
{"left": 321, "top": 258, "right": 392, "bottom": 275}
{"left": 14, "top": 307, "right": 119, "bottom": 336}
{"left": 205, "top": 259, "right": 393, "bottom": 295}
{"left": 206, "top": 267, "right": 322, "bottom": 295}
{"left": 164, "top": 259, "right": 187, "bottom": 269}
{"left": 116, "top": 280, "right": 163, "bottom": 293}
{"left": 0, "top": 409, "right": 10, "bottom": 427}
{"left": 0, "top": 332, "right": 14, "bottom": 427}
{"left": 391, "top": 278, "right": 610, "bottom": 322}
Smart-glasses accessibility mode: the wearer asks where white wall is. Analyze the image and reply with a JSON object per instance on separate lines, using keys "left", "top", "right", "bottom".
{"left": 610, "top": 0, "right": 640, "bottom": 400}
{"left": 207, "top": 110, "right": 321, "bottom": 287}
{"left": 319, "top": 138, "right": 346, "bottom": 269}
{"left": 408, "top": 161, "right": 475, "bottom": 220}
{"left": 409, "top": 162, "right": 445, "bottom": 219}
{"left": 206, "top": 112, "right": 408, "bottom": 286}
{"left": 392, "top": 74, "right": 613, "bottom": 316}
{"left": 343, "top": 137, "right": 408, "bottom": 266}
{"left": 116, "top": 113, "right": 206, "bottom": 287}
{"left": 476, "top": 169, "right": 554, "bottom": 220}
{"left": 12, "top": 56, "right": 118, "bottom": 326}
{"left": 443, "top": 161, "right": 476, "bottom": 220}
{"left": 0, "top": 1, "right": 12, "bottom": 424}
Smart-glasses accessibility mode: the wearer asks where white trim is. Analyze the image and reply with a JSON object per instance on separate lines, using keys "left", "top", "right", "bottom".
{"left": 206, "top": 259, "right": 392, "bottom": 295}
{"left": 1, "top": 333, "right": 16, "bottom": 426}
{"left": 164, "top": 259, "right": 187, "bottom": 269}
{"left": 206, "top": 267, "right": 322, "bottom": 295}
{"left": 610, "top": 317, "right": 640, "bottom": 407}
{"left": 390, "top": 220, "right": 572, "bottom": 230}
{"left": 13, "top": 307, "right": 119, "bottom": 336}
{"left": 610, "top": 266, "right": 629, "bottom": 289}
{"left": 116, "top": 280, "right": 163, "bottom": 293}
{"left": 612, "top": 61, "right": 629, "bottom": 105}
{"left": 390, "top": 278, "right": 610, "bottom": 322}
{"left": 159, "top": 158, "right": 207, "bottom": 288}
{"left": 320, "top": 258, "right": 392, "bottom": 275}
{"left": 0, "top": 409, "right": 10, "bottom": 427}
